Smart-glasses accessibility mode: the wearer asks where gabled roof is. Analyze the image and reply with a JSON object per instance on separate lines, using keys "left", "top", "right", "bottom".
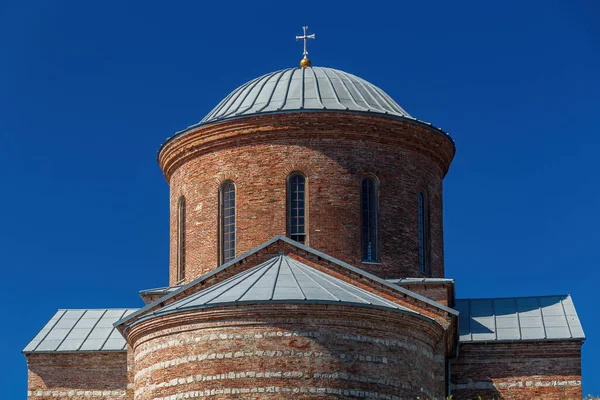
{"left": 23, "top": 309, "right": 137, "bottom": 354}
{"left": 116, "top": 235, "right": 457, "bottom": 329}
{"left": 133, "top": 254, "right": 426, "bottom": 325}
{"left": 456, "top": 295, "right": 585, "bottom": 343}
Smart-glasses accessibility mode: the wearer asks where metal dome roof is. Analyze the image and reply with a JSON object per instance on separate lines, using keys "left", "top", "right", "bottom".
{"left": 200, "top": 67, "right": 412, "bottom": 124}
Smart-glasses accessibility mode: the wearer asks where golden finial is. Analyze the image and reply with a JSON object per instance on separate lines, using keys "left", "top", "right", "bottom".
{"left": 296, "top": 26, "right": 315, "bottom": 68}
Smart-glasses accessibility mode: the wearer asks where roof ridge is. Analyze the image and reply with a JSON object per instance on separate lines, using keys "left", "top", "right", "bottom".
{"left": 285, "top": 257, "right": 342, "bottom": 302}
{"left": 127, "top": 253, "right": 438, "bottom": 328}
{"left": 115, "top": 235, "right": 458, "bottom": 330}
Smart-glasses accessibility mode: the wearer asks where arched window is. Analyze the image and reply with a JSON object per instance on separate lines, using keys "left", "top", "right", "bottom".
{"left": 361, "top": 176, "right": 380, "bottom": 262}
{"left": 177, "top": 196, "right": 186, "bottom": 281}
{"left": 418, "top": 189, "right": 430, "bottom": 275}
{"left": 220, "top": 181, "right": 236, "bottom": 264}
{"left": 287, "top": 172, "right": 307, "bottom": 244}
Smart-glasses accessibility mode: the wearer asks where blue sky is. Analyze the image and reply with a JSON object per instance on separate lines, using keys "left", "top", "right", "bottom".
{"left": 1, "top": 0, "right": 599, "bottom": 396}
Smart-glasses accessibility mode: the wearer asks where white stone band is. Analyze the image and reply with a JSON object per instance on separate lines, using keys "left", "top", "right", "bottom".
{"left": 134, "top": 370, "right": 439, "bottom": 398}
{"left": 28, "top": 389, "right": 126, "bottom": 398}
{"left": 141, "top": 386, "right": 420, "bottom": 400}
{"left": 134, "top": 349, "right": 435, "bottom": 380}
{"left": 450, "top": 379, "right": 582, "bottom": 390}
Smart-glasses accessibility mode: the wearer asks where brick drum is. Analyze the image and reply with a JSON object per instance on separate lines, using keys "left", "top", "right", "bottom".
{"left": 450, "top": 341, "right": 583, "bottom": 399}
{"left": 26, "top": 353, "right": 128, "bottom": 399}
{"left": 158, "top": 112, "right": 455, "bottom": 284}
{"left": 127, "top": 304, "right": 446, "bottom": 400}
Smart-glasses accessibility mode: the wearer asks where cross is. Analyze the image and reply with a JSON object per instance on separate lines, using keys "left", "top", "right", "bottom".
{"left": 296, "top": 26, "right": 315, "bottom": 58}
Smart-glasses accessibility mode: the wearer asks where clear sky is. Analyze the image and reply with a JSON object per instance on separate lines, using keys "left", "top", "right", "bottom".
{"left": 1, "top": 0, "right": 598, "bottom": 396}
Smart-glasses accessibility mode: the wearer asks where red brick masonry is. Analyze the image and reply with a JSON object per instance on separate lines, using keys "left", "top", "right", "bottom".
{"left": 450, "top": 341, "right": 583, "bottom": 399}
{"left": 26, "top": 352, "right": 128, "bottom": 399}
{"left": 158, "top": 112, "right": 455, "bottom": 283}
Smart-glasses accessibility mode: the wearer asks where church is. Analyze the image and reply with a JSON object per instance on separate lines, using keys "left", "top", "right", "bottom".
{"left": 24, "top": 28, "right": 585, "bottom": 400}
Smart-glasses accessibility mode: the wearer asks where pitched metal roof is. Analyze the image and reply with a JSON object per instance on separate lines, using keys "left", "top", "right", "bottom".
{"left": 117, "top": 235, "right": 457, "bottom": 329}
{"left": 133, "top": 254, "right": 428, "bottom": 324}
{"left": 23, "top": 309, "right": 137, "bottom": 354}
{"left": 200, "top": 67, "right": 412, "bottom": 125}
{"left": 456, "top": 295, "right": 585, "bottom": 343}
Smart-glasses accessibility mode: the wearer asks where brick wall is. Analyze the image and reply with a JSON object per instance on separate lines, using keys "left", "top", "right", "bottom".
{"left": 127, "top": 346, "right": 134, "bottom": 400}
{"left": 399, "top": 283, "right": 454, "bottom": 307}
{"left": 159, "top": 113, "right": 455, "bottom": 285}
{"left": 26, "top": 352, "right": 128, "bottom": 399}
{"left": 128, "top": 304, "right": 447, "bottom": 399}
{"left": 450, "top": 341, "right": 583, "bottom": 399}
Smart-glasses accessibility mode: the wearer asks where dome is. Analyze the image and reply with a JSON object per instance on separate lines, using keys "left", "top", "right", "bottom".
{"left": 200, "top": 66, "right": 412, "bottom": 125}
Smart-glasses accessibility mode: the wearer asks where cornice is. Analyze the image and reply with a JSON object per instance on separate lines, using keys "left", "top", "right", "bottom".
{"left": 157, "top": 112, "right": 455, "bottom": 182}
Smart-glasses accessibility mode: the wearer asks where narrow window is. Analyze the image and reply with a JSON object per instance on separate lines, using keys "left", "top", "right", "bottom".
{"left": 361, "top": 177, "right": 379, "bottom": 262}
{"left": 177, "top": 196, "right": 186, "bottom": 281}
{"left": 287, "top": 173, "right": 307, "bottom": 244}
{"left": 220, "top": 181, "right": 236, "bottom": 264}
{"left": 418, "top": 189, "right": 430, "bottom": 275}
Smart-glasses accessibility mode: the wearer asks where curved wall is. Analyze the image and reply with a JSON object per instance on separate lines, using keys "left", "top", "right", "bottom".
{"left": 159, "top": 112, "right": 455, "bottom": 284}
{"left": 129, "top": 304, "right": 446, "bottom": 399}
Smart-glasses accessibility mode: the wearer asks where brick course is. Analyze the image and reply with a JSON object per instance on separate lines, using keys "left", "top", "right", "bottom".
{"left": 450, "top": 341, "right": 583, "bottom": 399}
{"left": 158, "top": 113, "right": 455, "bottom": 284}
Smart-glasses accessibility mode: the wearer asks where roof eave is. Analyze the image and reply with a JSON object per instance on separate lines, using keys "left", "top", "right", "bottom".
{"left": 132, "top": 300, "right": 440, "bottom": 328}
{"left": 460, "top": 337, "right": 586, "bottom": 345}
{"left": 157, "top": 110, "right": 455, "bottom": 163}
{"left": 23, "top": 349, "right": 127, "bottom": 355}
